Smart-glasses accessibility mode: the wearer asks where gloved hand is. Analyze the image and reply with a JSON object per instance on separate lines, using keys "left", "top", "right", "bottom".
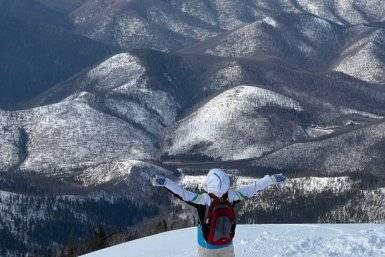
{"left": 271, "top": 173, "right": 287, "bottom": 185}
{"left": 152, "top": 175, "right": 167, "bottom": 187}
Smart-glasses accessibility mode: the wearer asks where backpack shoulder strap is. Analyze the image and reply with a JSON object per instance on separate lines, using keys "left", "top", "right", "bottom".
{"left": 222, "top": 192, "right": 229, "bottom": 201}
{"left": 208, "top": 193, "right": 219, "bottom": 201}
{"left": 205, "top": 193, "right": 219, "bottom": 223}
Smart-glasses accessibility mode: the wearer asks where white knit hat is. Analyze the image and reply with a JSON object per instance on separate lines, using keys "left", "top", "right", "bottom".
{"left": 205, "top": 168, "right": 230, "bottom": 197}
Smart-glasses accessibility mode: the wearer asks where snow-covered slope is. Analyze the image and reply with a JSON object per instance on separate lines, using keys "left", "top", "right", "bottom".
{"left": 166, "top": 0, "right": 385, "bottom": 28}
{"left": 334, "top": 26, "right": 385, "bottom": 84}
{"left": 70, "top": 0, "right": 223, "bottom": 52}
{"left": 0, "top": 158, "right": 177, "bottom": 256}
{"left": 70, "top": 0, "right": 385, "bottom": 54}
{"left": 166, "top": 85, "right": 307, "bottom": 160}
{"left": 253, "top": 120, "right": 385, "bottom": 177}
{"left": 294, "top": 0, "right": 385, "bottom": 25}
{"left": 82, "top": 224, "right": 385, "bottom": 257}
{"left": 181, "top": 12, "right": 385, "bottom": 82}
{"left": 4, "top": 49, "right": 385, "bottom": 174}
{"left": 181, "top": 13, "right": 344, "bottom": 71}
{"left": 0, "top": 52, "right": 180, "bottom": 175}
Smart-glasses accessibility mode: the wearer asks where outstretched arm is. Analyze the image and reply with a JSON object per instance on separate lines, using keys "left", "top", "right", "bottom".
{"left": 230, "top": 174, "right": 286, "bottom": 202}
{"left": 152, "top": 176, "right": 208, "bottom": 205}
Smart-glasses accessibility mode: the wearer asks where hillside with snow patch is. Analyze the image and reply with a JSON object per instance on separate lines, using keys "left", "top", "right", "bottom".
{"left": 166, "top": 85, "right": 307, "bottom": 160}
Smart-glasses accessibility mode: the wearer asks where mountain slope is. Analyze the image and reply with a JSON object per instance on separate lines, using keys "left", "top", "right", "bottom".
{"left": 35, "top": 0, "right": 87, "bottom": 14}
{"left": 1, "top": 52, "right": 181, "bottom": 175}
{"left": 70, "top": 0, "right": 223, "bottom": 52}
{"left": 0, "top": 0, "right": 70, "bottom": 28}
{"left": 82, "top": 224, "right": 385, "bottom": 257}
{"left": 253, "top": 120, "right": 385, "bottom": 177}
{"left": 0, "top": 160, "right": 177, "bottom": 256}
{"left": 294, "top": 0, "right": 385, "bottom": 25}
{"left": 0, "top": 8, "right": 113, "bottom": 107}
{"left": 334, "top": 25, "right": 385, "bottom": 84}
{"left": 180, "top": 13, "right": 345, "bottom": 71}
{"left": 16, "top": 49, "right": 385, "bottom": 166}
{"left": 67, "top": 0, "right": 385, "bottom": 54}
{"left": 166, "top": 85, "right": 308, "bottom": 160}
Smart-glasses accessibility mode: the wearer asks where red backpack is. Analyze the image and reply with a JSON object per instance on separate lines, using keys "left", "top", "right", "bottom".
{"left": 203, "top": 193, "right": 236, "bottom": 245}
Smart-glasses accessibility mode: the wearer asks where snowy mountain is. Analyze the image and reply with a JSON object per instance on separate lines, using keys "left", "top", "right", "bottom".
{"left": 334, "top": 25, "right": 385, "bottom": 83}
{"left": 4, "top": 49, "right": 385, "bottom": 174}
{"left": 180, "top": 13, "right": 345, "bottom": 71}
{"left": 1, "top": 0, "right": 385, "bottom": 256}
{"left": 82, "top": 224, "right": 385, "bottom": 257}
{"left": 1, "top": 51, "right": 183, "bottom": 176}
{"left": 253, "top": 120, "right": 385, "bottom": 177}
{"left": 166, "top": 85, "right": 307, "bottom": 160}
{"left": 70, "top": 0, "right": 223, "bottom": 52}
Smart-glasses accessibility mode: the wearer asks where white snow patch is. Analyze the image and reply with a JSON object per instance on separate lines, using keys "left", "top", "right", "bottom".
{"left": 263, "top": 17, "right": 278, "bottom": 27}
{"left": 341, "top": 108, "right": 383, "bottom": 119}
{"left": 74, "top": 160, "right": 143, "bottom": 186}
{"left": 87, "top": 53, "right": 146, "bottom": 90}
{"left": 306, "top": 126, "right": 335, "bottom": 138}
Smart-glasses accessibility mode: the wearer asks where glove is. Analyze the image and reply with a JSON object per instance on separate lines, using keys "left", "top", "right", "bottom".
{"left": 271, "top": 173, "right": 287, "bottom": 185}
{"left": 152, "top": 175, "right": 166, "bottom": 187}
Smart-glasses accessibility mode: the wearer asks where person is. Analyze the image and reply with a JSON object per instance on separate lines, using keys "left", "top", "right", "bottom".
{"left": 152, "top": 168, "right": 287, "bottom": 257}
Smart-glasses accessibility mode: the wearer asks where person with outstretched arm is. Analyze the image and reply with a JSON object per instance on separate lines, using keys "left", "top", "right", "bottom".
{"left": 152, "top": 168, "right": 287, "bottom": 257}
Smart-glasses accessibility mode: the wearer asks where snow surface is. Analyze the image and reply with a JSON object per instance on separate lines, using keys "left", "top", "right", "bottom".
{"left": 263, "top": 17, "right": 278, "bottom": 27}
{"left": 82, "top": 224, "right": 385, "bottom": 257}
